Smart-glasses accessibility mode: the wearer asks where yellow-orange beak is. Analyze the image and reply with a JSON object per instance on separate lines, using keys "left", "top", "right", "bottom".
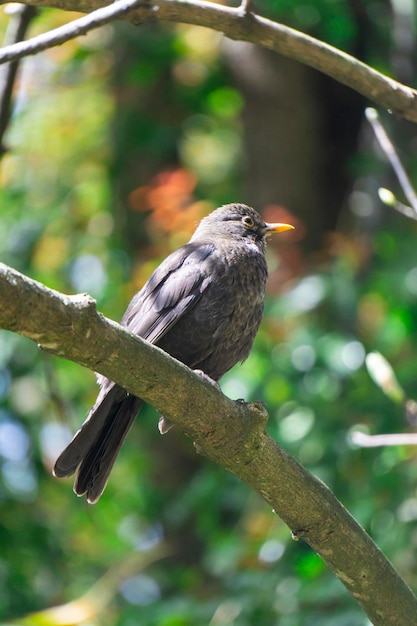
{"left": 264, "top": 222, "right": 295, "bottom": 234}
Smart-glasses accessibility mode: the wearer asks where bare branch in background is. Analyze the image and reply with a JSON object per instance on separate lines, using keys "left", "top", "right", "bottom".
{"left": 0, "top": 3, "right": 37, "bottom": 155}
{"left": 378, "top": 188, "right": 417, "bottom": 221}
{"left": 355, "top": 352, "right": 417, "bottom": 449}
{"left": 0, "top": 0, "right": 416, "bottom": 122}
{"left": 0, "top": 0, "right": 143, "bottom": 64}
{"left": 366, "top": 107, "right": 417, "bottom": 218}
{"left": 352, "top": 431, "right": 417, "bottom": 447}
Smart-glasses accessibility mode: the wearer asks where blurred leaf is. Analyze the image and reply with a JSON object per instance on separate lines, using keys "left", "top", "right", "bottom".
{"left": 366, "top": 352, "right": 405, "bottom": 404}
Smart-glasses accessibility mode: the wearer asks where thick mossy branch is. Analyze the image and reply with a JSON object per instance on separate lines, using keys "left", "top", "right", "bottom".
{"left": 0, "top": 0, "right": 416, "bottom": 122}
{"left": 1, "top": 261, "right": 417, "bottom": 624}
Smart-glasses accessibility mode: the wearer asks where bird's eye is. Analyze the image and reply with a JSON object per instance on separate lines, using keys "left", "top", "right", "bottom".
{"left": 242, "top": 215, "right": 255, "bottom": 228}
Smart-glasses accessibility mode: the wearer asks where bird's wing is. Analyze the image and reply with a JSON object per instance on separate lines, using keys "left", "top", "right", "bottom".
{"left": 121, "top": 242, "right": 215, "bottom": 344}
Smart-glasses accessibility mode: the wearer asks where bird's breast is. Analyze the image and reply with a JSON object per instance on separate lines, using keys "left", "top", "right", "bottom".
{"left": 157, "top": 246, "right": 268, "bottom": 380}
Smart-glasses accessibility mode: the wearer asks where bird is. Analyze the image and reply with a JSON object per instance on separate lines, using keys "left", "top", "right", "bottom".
{"left": 53, "top": 203, "right": 294, "bottom": 503}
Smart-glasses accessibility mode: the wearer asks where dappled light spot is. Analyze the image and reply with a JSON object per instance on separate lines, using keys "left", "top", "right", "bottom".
{"left": 0, "top": 368, "right": 11, "bottom": 399}
{"left": 341, "top": 341, "right": 365, "bottom": 371}
{"left": 397, "top": 498, "right": 417, "bottom": 523}
{"left": 274, "top": 577, "right": 301, "bottom": 614}
{"left": 173, "top": 60, "right": 208, "bottom": 86}
{"left": 279, "top": 407, "right": 315, "bottom": 443}
{"left": 358, "top": 292, "right": 386, "bottom": 337}
{"left": 284, "top": 275, "right": 326, "bottom": 313}
{"left": 87, "top": 211, "right": 114, "bottom": 237}
{"left": 321, "top": 335, "right": 365, "bottom": 375}
{"left": 178, "top": 24, "right": 222, "bottom": 62}
{"left": 119, "top": 574, "right": 161, "bottom": 606}
{"left": 118, "top": 514, "right": 164, "bottom": 551}
{"left": 291, "top": 344, "right": 316, "bottom": 372}
{"left": 211, "top": 600, "right": 242, "bottom": 624}
{"left": 180, "top": 126, "right": 241, "bottom": 185}
{"left": 258, "top": 539, "right": 285, "bottom": 564}
{"left": 0, "top": 418, "right": 30, "bottom": 462}
{"left": 220, "top": 376, "right": 248, "bottom": 400}
{"left": 404, "top": 266, "right": 417, "bottom": 296}
{"left": 70, "top": 253, "right": 107, "bottom": 296}
{"left": 302, "top": 369, "right": 342, "bottom": 401}
{"left": 10, "top": 375, "right": 45, "bottom": 415}
{"left": 33, "top": 235, "right": 68, "bottom": 272}
{"left": 39, "top": 423, "right": 73, "bottom": 468}
{"left": 372, "top": 447, "right": 404, "bottom": 476}
{"left": 2, "top": 459, "right": 37, "bottom": 499}
{"left": 207, "top": 87, "right": 244, "bottom": 119}
{"left": 349, "top": 190, "right": 376, "bottom": 218}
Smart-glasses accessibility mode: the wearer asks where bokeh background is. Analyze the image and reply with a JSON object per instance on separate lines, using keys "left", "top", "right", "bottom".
{"left": 1, "top": 1, "right": 417, "bottom": 624}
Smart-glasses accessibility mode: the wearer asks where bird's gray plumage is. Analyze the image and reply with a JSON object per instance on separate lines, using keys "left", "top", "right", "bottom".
{"left": 53, "top": 203, "right": 292, "bottom": 503}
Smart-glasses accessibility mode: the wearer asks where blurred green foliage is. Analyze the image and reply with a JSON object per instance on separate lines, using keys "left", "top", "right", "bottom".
{"left": 0, "top": 2, "right": 417, "bottom": 625}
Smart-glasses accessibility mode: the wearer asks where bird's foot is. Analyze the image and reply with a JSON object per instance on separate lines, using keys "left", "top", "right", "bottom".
{"left": 158, "top": 415, "right": 175, "bottom": 435}
{"left": 193, "top": 369, "right": 221, "bottom": 391}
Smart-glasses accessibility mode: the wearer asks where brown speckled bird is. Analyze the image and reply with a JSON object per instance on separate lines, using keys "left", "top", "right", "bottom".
{"left": 53, "top": 203, "right": 293, "bottom": 503}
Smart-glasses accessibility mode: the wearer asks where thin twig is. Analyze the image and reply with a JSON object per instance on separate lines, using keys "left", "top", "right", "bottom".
{"left": 378, "top": 188, "right": 417, "bottom": 221}
{"left": 239, "top": 0, "right": 254, "bottom": 16}
{"left": 366, "top": 107, "right": 417, "bottom": 216}
{"left": 0, "top": 4, "right": 37, "bottom": 155}
{"left": 0, "top": 0, "right": 145, "bottom": 65}
{"left": 352, "top": 431, "right": 417, "bottom": 447}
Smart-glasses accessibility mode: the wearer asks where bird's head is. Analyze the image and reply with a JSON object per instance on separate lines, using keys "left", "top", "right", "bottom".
{"left": 192, "top": 203, "right": 294, "bottom": 248}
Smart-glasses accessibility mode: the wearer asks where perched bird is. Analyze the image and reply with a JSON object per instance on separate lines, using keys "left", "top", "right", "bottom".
{"left": 53, "top": 203, "right": 293, "bottom": 503}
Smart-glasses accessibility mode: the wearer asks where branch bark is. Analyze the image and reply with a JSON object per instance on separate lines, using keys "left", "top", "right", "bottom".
{"left": 1, "top": 260, "right": 417, "bottom": 625}
{"left": 0, "top": 0, "right": 416, "bottom": 122}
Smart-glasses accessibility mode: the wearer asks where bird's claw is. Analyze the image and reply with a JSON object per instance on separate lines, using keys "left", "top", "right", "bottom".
{"left": 193, "top": 369, "right": 221, "bottom": 390}
{"left": 158, "top": 415, "right": 175, "bottom": 434}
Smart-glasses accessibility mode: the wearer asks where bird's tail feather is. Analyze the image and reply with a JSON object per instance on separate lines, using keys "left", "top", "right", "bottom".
{"left": 53, "top": 387, "right": 142, "bottom": 503}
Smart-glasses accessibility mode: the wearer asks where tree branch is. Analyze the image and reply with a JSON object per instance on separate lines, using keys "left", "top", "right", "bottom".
{"left": 0, "top": 0, "right": 416, "bottom": 123}
{"left": 1, "top": 260, "right": 416, "bottom": 625}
